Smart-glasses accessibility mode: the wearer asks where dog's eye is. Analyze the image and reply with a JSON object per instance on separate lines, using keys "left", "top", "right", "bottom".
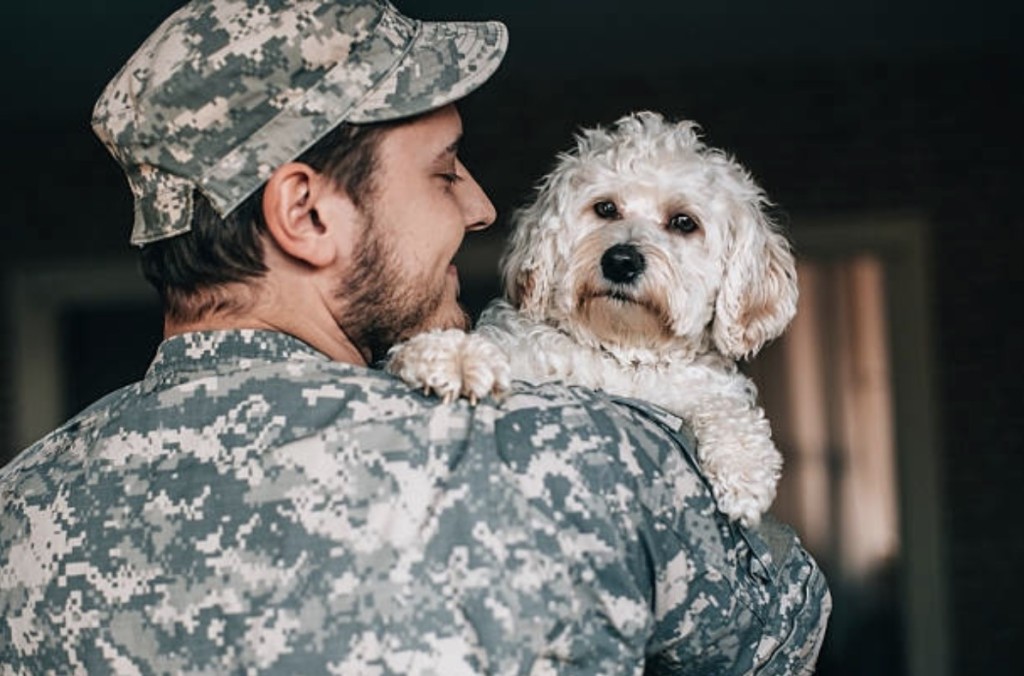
{"left": 667, "top": 213, "right": 700, "bottom": 234}
{"left": 593, "top": 200, "right": 620, "bottom": 220}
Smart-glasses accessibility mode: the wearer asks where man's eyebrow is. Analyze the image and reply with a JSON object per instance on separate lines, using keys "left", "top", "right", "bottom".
{"left": 435, "top": 136, "right": 462, "bottom": 161}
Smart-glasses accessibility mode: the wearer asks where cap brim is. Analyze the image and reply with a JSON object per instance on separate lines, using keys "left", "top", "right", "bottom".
{"left": 347, "top": 19, "right": 508, "bottom": 123}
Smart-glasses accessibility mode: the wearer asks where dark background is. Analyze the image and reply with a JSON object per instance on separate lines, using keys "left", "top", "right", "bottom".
{"left": 1, "top": 1, "right": 1021, "bottom": 674}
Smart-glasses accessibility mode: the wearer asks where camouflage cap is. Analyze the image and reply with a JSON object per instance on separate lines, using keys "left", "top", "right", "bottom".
{"left": 91, "top": 0, "right": 508, "bottom": 246}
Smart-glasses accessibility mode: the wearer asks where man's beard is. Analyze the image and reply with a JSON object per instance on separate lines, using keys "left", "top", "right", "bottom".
{"left": 337, "top": 213, "right": 469, "bottom": 365}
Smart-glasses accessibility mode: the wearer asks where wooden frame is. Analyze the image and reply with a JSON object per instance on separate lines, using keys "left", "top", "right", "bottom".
{"left": 789, "top": 212, "right": 949, "bottom": 676}
{"left": 7, "top": 257, "right": 156, "bottom": 450}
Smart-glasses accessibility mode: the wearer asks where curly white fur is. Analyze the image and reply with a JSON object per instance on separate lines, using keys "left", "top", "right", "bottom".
{"left": 389, "top": 112, "right": 798, "bottom": 527}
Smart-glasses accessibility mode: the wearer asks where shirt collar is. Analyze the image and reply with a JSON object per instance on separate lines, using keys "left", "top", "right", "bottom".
{"left": 145, "top": 329, "right": 329, "bottom": 387}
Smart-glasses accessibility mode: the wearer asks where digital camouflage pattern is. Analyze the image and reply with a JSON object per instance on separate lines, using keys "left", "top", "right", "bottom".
{"left": 90, "top": 0, "right": 507, "bottom": 245}
{"left": 0, "top": 330, "right": 830, "bottom": 674}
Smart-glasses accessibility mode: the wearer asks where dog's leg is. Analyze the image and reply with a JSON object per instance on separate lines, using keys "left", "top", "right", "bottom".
{"left": 687, "top": 395, "right": 782, "bottom": 528}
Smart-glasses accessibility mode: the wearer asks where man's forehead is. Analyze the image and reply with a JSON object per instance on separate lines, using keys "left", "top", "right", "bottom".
{"left": 381, "top": 105, "right": 463, "bottom": 159}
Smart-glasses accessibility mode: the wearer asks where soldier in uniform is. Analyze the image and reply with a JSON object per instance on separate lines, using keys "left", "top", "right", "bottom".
{"left": 0, "top": 1, "right": 830, "bottom": 673}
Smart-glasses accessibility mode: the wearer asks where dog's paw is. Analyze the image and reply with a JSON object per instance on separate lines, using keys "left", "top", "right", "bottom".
{"left": 699, "top": 440, "right": 781, "bottom": 529}
{"left": 709, "top": 474, "right": 774, "bottom": 529}
{"left": 386, "top": 329, "right": 511, "bottom": 404}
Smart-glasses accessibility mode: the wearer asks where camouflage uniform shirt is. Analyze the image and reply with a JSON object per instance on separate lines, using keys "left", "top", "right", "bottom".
{"left": 0, "top": 330, "right": 830, "bottom": 674}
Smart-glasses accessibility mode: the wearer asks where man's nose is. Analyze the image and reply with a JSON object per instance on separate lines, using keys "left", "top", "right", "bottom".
{"left": 458, "top": 162, "right": 497, "bottom": 231}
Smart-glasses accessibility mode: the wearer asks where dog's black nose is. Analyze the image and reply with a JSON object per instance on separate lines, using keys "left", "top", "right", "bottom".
{"left": 601, "top": 243, "right": 646, "bottom": 284}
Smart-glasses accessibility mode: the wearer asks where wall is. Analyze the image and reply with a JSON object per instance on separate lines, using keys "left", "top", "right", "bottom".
{"left": 1, "top": 30, "right": 1020, "bottom": 676}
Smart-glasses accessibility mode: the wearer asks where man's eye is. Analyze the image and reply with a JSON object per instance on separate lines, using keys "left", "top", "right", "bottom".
{"left": 440, "top": 172, "right": 460, "bottom": 184}
{"left": 593, "top": 200, "right": 620, "bottom": 219}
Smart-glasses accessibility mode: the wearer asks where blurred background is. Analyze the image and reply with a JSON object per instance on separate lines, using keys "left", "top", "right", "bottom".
{"left": 1, "top": 1, "right": 1021, "bottom": 674}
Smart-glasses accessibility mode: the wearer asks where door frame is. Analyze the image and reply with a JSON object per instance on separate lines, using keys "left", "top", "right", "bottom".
{"left": 790, "top": 211, "right": 948, "bottom": 676}
{"left": 7, "top": 257, "right": 154, "bottom": 451}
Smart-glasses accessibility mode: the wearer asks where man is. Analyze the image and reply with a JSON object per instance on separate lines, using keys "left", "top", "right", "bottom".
{"left": 0, "top": 1, "right": 830, "bottom": 673}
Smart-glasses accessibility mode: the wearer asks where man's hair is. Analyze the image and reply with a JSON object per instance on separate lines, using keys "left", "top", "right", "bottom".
{"left": 140, "top": 121, "right": 395, "bottom": 323}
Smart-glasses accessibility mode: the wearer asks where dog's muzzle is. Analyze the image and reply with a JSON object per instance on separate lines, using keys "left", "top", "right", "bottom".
{"left": 601, "top": 243, "right": 646, "bottom": 284}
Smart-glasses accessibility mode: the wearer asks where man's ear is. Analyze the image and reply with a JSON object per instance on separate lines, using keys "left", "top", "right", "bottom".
{"left": 262, "top": 162, "right": 357, "bottom": 268}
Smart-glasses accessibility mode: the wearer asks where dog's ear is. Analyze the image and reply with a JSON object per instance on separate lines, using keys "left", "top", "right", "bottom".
{"left": 501, "top": 202, "right": 553, "bottom": 319}
{"left": 712, "top": 201, "right": 799, "bottom": 359}
{"left": 501, "top": 162, "right": 577, "bottom": 319}
{"left": 507, "top": 268, "right": 536, "bottom": 309}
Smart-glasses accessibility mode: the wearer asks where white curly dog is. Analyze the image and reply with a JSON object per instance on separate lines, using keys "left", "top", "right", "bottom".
{"left": 388, "top": 111, "right": 799, "bottom": 528}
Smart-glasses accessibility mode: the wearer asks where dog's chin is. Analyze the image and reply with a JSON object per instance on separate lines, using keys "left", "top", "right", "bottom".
{"left": 575, "top": 292, "right": 676, "bottom": 351}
